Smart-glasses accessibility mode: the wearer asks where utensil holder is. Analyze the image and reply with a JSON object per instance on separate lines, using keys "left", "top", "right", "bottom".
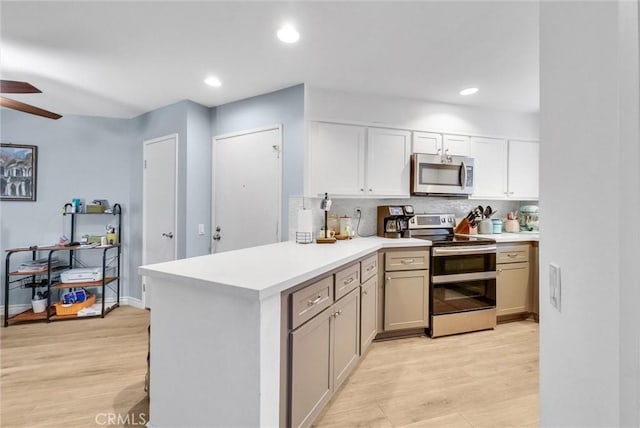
{"left": 478, "top": 219, "right": 493, "bottom": 234}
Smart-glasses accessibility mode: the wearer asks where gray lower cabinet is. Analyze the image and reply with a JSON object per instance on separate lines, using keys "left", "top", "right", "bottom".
{"left": 290, "top": 287, "right": 361, "bottom": 428}
{"left": 290, "top": 306, "right": 333, "bottom": 428}
{"left": 497, "top": 262, "right": 530, "bottom": 316}
{"left": 384, "top": 269, "right": 429, "bottom": 331}
{"left": 332, "top": 288, "right": 361, "bottom": 390}
{"left": 360, "top": 275, "right": 377, "bottom": 354}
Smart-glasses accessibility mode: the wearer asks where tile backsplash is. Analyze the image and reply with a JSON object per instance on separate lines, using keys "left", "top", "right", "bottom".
{"left": 288, "top": 196, "right": 533, "bottom": 239}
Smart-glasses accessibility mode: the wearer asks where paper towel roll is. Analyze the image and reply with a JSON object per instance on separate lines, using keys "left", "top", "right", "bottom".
{"left": 297, "top": 209, "right": 313, "bottom": 234}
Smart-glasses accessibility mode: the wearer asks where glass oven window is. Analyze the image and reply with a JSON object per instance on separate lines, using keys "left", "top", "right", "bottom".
{"left": 432, "top": 279, "right": 496, "bottom": 315}
{"left": 431, "top": 253, "right": 496, "bottom": 276}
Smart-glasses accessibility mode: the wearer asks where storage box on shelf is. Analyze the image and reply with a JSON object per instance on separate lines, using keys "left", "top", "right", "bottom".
{"left": 3, "top": 203, "right": 122, "bottom": 327}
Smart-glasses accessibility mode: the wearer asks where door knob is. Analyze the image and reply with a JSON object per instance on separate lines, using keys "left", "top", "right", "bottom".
{"left": 161, "top": 232, "right": 174, "bottom": 239}
{"left": 213, "top": 226, "right": 221, "bottom": 241}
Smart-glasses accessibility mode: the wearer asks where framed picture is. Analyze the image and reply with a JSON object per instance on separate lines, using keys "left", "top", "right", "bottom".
{"left": 0, "top": 144, "right": 38, "bottom": 201}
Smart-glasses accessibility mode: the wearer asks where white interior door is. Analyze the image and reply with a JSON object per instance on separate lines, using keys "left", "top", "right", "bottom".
{"left": 143, "top": 134, "right": 178, "bottom": 308}
{"left": 212, "top": 125, "right": 282, "bottom": 253}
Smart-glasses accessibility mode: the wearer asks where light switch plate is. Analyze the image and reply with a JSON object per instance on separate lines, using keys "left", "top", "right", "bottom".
{"left": 549, "top": 263, "right": 561, "bottom": 312}
{"left": 198, "top": 224, "right": 205, "bottom": 235}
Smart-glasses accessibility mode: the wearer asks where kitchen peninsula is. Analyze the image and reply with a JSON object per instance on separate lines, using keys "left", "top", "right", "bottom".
{"left": 139, "top": 237, "right": 430, "bottom": 428}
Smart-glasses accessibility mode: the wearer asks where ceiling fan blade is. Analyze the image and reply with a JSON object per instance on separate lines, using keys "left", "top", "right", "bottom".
{"left": 0, "top": 80, "right": 42, "bottom": 94}
{"left": 0, "top": 97, "right": 62, "bottom": 120}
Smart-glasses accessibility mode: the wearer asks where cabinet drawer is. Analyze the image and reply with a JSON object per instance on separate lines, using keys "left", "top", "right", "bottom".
{"left": 497, "top": 244, "right": 530, "bottom": 264}
{"left": 335, "top": 263, "right": 360, "bottom": 301}
{"left": 291, "top": 276, "right": 334, "bottom": 329}
{"left": 360, "top": 254, "right": 378, "bottom": 283}
{"left": 385, "top": 250, "right": 429, "bottom": 271}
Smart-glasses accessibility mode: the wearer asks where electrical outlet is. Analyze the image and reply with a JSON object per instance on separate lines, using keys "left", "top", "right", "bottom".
{"left": 549, "top": 263, "right": 561, "bottom": 312}
{"left": 354, "top": 207, "right": 362, "bottom": 217}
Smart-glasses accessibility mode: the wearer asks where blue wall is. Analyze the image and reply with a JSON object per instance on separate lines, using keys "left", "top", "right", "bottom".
{"left": 0, "top": 84, "right": 304, "bottom": 307}
{"left": 0, "top": 111, "right": 137, "bottom": 305}
{"left": 213, "top": 84, "right": 305, "bottom": 239}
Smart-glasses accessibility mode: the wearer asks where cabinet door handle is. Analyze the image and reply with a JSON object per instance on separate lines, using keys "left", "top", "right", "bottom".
{"left": 344, "top": 276, "right": 355, "bottom": 285}
{"left": 498, "top": 269, "right": 503, "bottom": 273}
{"left": 387, "top": 277, "right": 392, "bottom": 280}
{"left": 360, "top": 188, "right": 364, "bottom": 192}
{"left": 307, "top": 295, "right": 323, "bottom": 306}
{"left": 507, "top": 253, "right": 518, "bottom": 258}
{"left": 366, "top": 265, "right": 375, "bottom": 272}
{"left": 162, "top": 232, "right": 174, "bottom": 239}
{"left": 363, "top": 290, "right": 368, "bottom": 295}
{"left": 401, "top": 259, "right": 415, "bottom": 264}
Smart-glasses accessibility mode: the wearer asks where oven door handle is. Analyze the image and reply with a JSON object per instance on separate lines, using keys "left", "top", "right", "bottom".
{"left": 432, "top": 245, "right": 496, "bottom": 256}
{"left": 432, "top": 271, "right": 497, "bottom": 284}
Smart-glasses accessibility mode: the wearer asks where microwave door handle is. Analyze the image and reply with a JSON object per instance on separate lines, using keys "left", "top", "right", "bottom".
{"left": 460, "top": 160, "right": 467, "bottom": 189}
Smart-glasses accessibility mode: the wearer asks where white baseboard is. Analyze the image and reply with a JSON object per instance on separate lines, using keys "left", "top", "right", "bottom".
{"left": 1, "top": 296, "right": 146, "bottom": 316}
{"left": 121, "top": 296, "right": 145, "bottom": 309}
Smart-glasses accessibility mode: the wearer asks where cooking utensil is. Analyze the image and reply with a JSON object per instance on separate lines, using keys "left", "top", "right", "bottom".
{"left": 484, "top": 206, "right": 492, "bottom": 218}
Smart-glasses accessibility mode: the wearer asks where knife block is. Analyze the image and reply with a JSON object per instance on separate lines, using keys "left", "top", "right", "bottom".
{"left": 454, "top": 219, "right": 477, "bottom": 235}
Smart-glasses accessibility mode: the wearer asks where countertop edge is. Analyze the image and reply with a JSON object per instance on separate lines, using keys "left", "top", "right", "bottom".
{"left": 139, "top": 238, "right": 431, "bottom": 301}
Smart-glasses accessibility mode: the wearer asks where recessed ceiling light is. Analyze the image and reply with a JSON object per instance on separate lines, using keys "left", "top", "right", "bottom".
{"left": 459, "top": 87, "right": 479, "bottom": 96}
{"left": 277, "top": 25, "right": 300, "bottom": 44}
{"left": 204, "top": 76, "right": 221, "bottom": 87}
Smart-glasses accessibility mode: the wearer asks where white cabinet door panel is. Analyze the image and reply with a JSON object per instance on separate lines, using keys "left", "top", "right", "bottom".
{"left": 308, "top": 122, "right": 366, "bottom": 196}
{"left": 366, "top": 128, "right": 411, "bottom": 196}
{"left": 443, "top": 135, "right": 471, "bottom": 156}
{"left": 412, "top": 132, "right": 442, "bottom": 155}
{"left": 508, "top": 140, "right": 539, "bottom": 200}
{"left": 470, "top": 137, "right": 508, "bottom": 199}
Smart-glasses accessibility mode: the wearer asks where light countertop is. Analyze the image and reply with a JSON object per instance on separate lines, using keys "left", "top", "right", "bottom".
{"left": 139, "top": 236, "right": 430, "bottom": 300}
{"left": 458, "top": 232, "right": 539, "bottom": 243}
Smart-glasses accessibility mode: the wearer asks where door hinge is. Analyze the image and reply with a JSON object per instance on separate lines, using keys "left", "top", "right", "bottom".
{"left": 272, "top": 145, "right": 281, "bottom": 159}
{"left": 143, "top": 282, "right": 146, "bottom": 292}
{"left": 276, "top": 220, "right": 279, "bottom": 237}
{"left": 144, "top": 160, "right": 147, "bottom": 169}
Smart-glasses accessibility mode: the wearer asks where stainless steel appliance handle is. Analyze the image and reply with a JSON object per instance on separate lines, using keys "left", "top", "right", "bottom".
{"left": 432, "top": 271, "right": 497, "bottom": 284}
{"left": 432, "top": 245, "right": 496, "bottom": 256}
{"left": 460, "top": 160, "right": 467, "bottom": 189}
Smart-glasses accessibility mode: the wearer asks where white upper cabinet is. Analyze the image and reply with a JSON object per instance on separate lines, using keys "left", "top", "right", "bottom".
{"left": 470, "top": 137, "right": 508, "bottom": 199}
{"left": 366, "top": 128, "right": 411, "bottom": 196}
{"left": 508, "top": 140, "right": 539, "bottom": 200}
{"left": 308, "top": 122, "right": 366, "bottom": 196}
{"left": 470, "top": 137, "right": 539, "bottom": 200}
{"left": 307, "top": 122, "right": 410, "bottom": 198}
{"left": 412, "top": 132, "right": 442, "bottom": 155}
{"left": 442, "top": 134, "right": 471, "bottom": 157}
{"left": 413, "top": 132, "right": 470, "bottom": 157}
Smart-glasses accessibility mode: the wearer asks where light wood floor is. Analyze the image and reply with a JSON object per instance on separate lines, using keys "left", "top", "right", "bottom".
{"left": 315, "top": 320, "right": 539, "bottom": 428}
{"left": 1, "top": 309, "right": 537, "bottom": 428}
{"left": 1, "top": 306, "right": 150, "bottom": 428}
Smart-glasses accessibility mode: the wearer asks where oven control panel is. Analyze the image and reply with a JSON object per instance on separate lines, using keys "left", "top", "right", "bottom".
{"left": 409, "top": 214, "right": 456, "bottom": 229}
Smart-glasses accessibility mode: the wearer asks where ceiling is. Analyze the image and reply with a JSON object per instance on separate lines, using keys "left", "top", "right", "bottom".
{"left": 0, "top": 1, "right": 539, "bottom": 119}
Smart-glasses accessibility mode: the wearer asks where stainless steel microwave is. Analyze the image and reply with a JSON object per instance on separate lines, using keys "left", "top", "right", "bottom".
{"left": 410, "top": 153, "right": 474, "bottom": 196}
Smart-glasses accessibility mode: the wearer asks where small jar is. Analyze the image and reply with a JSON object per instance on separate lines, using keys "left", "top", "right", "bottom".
{"left": 478, "top": 219, "right": 493, "bottom": 234}
{"left": 491, "top": 219, "right": 503, "bottom": 234}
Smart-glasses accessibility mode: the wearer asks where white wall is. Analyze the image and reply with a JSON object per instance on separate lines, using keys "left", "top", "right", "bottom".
{"left": 307, "top": 87, "right": 539, "bottom": 140}
{"left": 617, "top": 1, "right": 640, "bottom": 425}
{"left": 540, "top": 1, "right": 639, "bottom": 425}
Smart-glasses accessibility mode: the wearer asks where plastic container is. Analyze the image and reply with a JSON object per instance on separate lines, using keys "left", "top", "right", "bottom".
{"left": 55, "top": 294, "right": 96, "bottom": 316}
{"left": 491, "top": 219, "right": 503, "bottom": 234}
{"left": 31, "top": 298, "right": 47, "bottom": 314}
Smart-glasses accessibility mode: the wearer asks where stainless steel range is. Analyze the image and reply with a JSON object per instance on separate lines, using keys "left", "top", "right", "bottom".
{"left": 409, "top": 214, "right": 497, "bottom": 337}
